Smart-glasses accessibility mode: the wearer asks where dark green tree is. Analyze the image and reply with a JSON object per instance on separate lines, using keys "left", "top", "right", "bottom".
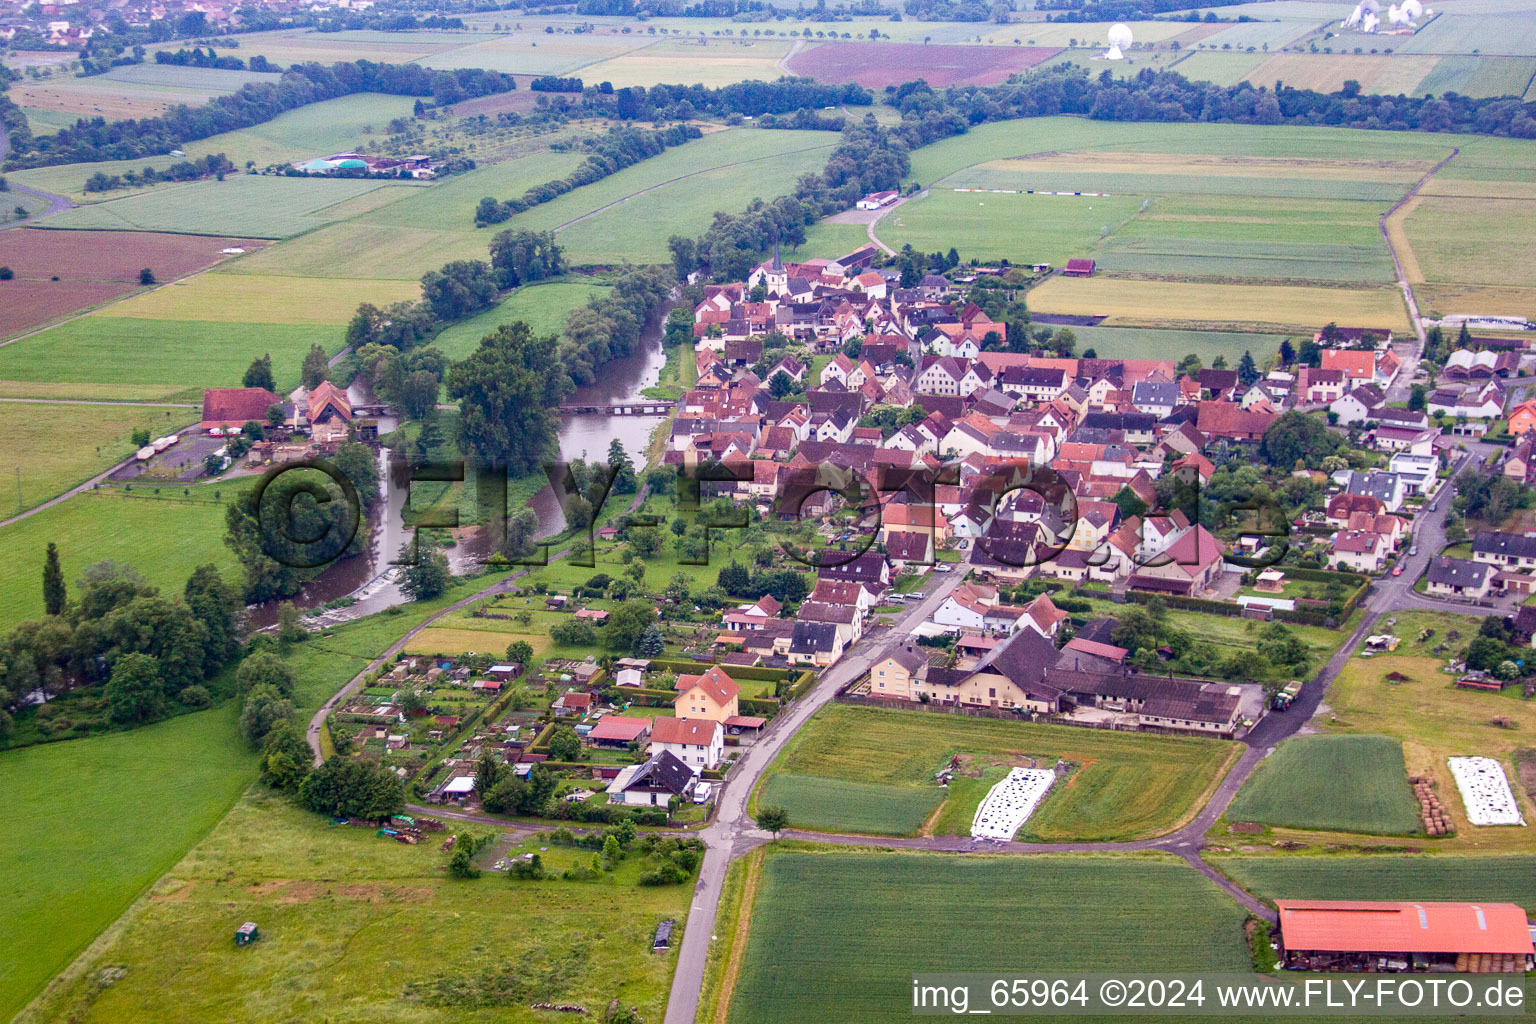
{"left": 636, "top": 623, "right": 665, "bottom": 658}
{"left": 548, "top": 725, "right": 581, "bottom": 762}
{"left": 301, "top": 344, "right": 329, "bottom": 389}
{"left": 240, "top": 683, "right": 294, "bottom": 748}
{"left": 1237, "top": 350, "right": 1258, "bottom": 386}
{"left": 184, "top": 563, "right": 241, "bottom": 665}
{"left": 42, "top": 542, "right": 65, "bottom": 616}
{"left": 300, "top": 756, "right": 405, "bottom": 820}
{"left": 243, "top": 353, "right": 275, "bottom": 392}
{"left": 399, "top": 535, "right": 450, "bottom": 601}
{"left": 235, "top": 650, "right": 296, "bottom": 697}
{"left": 105, "top": 652, "right": 165, "bottom": 724}
{"left": 755, "top": 805, "right": 789, "bottom": 839}
{"left": 447, "top": 321, "right": 572, "bottom": 477}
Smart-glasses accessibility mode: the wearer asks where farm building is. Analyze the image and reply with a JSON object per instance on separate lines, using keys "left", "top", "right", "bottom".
{"left": 1276, "top": 900, "right": 1534, "bottom": 973}
{"left": 1061, "top": 258, "right": 1096, "bottom": 277}
{"left": 855, "top": 190, "right": 899, "bottom": 210}
{"left": 293, "top": 152, "right": 434, "bottom": 178}
{"left": 200, "top": 387, "right": 281, "bottom": 431}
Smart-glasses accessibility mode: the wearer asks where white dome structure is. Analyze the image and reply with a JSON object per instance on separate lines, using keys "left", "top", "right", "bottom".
{"left": 1104, "top": 22, "right": 1133, "bottom": 60}
{"left": 1401, "top": 0, "right": 1423, "bottom": 23}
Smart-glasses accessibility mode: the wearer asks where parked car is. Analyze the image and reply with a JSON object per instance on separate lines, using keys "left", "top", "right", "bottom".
{"left": 1392, "top": 565, "right": 1404, "bottom": 576}
{"left": 1409, "top": 545, "right": 1418, "bottom": 556}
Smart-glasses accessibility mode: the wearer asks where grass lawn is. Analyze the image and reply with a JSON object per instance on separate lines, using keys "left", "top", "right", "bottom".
{"left": 0, "top": 401, "right": 197, "bottom": 512}
{"left": 0, "top": 483, "right": 249, "bottom": 632}
{"left": 726, "top": 850, "right": 1251, "bottom": 1024}
{"left": 1316, "top": 608, "right": 1536, "bottom": 851}
{"left": 433, "top": 279, "right": 613, "bottom": 361}
{"left": 1058, "top": 326, "right": 1288, "bottom": 366}
{"left": 1226, "top": 734, "right": 1422, "bottom": 835}
{"left": 756, "top": 773, "right": 942, "bottom": 836}
{"left": 1210, "top": 853, "right": 1536, "bottom": 914}
{"left": 19, "top": 789, "right": 691, "bottom": 1024}
{"left": 0, "top": 705, "right": 257, "bottom": 1023}
{"left": 758, "top": 704, "right": 1238, "bottom": 841}
{"left": 0, "top": 316, "right": 338, "bottom": 398}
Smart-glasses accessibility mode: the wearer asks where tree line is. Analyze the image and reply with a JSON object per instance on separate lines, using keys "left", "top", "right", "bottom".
{"left": 2, "top": 60, "right": 519, "bottom": 169}
{"left": 473, "top": 123, "right": 702, "bottom": 226}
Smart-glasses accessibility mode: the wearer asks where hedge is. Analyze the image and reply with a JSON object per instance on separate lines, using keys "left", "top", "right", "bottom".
{"left": 646, "top": 658, "right": 796, "bottom": 683}
{"left": 526, "top": 720, "right": 556, "bottom": 754}
{"left": 784, "top": 669, "right": 816, "bottom": 701}
{"left": 1276, "top": 565, "right": 1367, "bottom": 588}
{"left": 739, "top": 697, "right": 780, "bottom": 717}
{"left": 1124, "top": 588, "right": 1338, "bottom": 628}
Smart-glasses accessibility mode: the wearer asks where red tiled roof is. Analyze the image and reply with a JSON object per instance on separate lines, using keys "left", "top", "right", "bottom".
{"left": 650, "top": 716, "right": 720, "bottom": 746}
{"left": 201, "top": 387, "right": 280, "bottom": 427}
{"left": 1277, "top": 900, "right": 1535, "bottom": 955}
{"left": 675, "top": 665, "right": 740, "bottom": 707}
{"left": 587, "top": 716, "right": 651, "bottom": 742}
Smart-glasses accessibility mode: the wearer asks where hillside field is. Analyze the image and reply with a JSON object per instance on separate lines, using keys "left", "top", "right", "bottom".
{"left": 758, "top": 704, "right": 1237, "bottom": 841}
{"left": 1210, "top": 853, "right": 1536, "bottom": 912}
{"left": 1226, "top": 734, "right": 1422, "bottom": 835}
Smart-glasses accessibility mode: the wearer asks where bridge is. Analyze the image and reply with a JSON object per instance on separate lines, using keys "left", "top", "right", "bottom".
{"left": 558, "top": 401, "right": 673, "bottom": 416}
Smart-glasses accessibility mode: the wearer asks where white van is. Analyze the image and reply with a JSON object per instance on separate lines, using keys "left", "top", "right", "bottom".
{"left": 692, "top": 782, "right": 713, "bottom": 804}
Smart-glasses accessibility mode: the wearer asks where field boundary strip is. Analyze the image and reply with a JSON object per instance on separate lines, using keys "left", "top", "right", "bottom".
{"left": 711, "top": 848, "right": 764, "bottom": 1024}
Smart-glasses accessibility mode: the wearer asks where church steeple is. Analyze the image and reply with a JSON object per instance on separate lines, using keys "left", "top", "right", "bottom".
{"left": 771, "top": 237, "right": 783, "bottom": 273}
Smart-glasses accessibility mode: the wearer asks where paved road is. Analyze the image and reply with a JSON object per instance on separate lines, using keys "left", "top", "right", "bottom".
{"left": 0, "top": 122, "right": 77, "bottom": 227}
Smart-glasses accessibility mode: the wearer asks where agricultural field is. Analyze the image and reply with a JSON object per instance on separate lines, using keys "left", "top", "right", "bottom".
{"left": 8, "top": 65, "right": 281, "bottom": 121}
{"left": 0, "top": 401, "right": 196, "bottom": 513}
{"left": 0, "top": 229, "right": 266, "bottom": 339}
{"left": 783, "top": 41, "right": 1061, "bottom": 88}
{"left": 1027, "top": 275, "right": 1410, "bottom": 332}
{"left": 1225, "top": 734, "right": 1422, "bottom": 835}
{"left": 433, "top": 279, "right": 612, "bottom": 360}
{"left": 0, "top": 316, "right": 334, "bottom": 399}
{"left": 1169, "top": 50, "right": 1269, "bottom": 86}
{"left": 413, "top": 29, "right": 655, "bottom": 76}
{"left": 6, "top": 93, "right": 420, "bottom": 202}
{"left": 725, "top": 851, "right": 1251, "bottom": 1024}
{"left": 1397, "top": 11, "right": 1536, "bottom": 57}
{"left": 0, "top": 705, "right": 256, "bottom": 1023}
{"left": 976, "top": 20, "right": 1195, "bottom": 48}
{"left": 757, "top": 704, "right": 1237, "bottom": 841}
{"left": 1411, "top": 55, "right": 1536, "bottom": 97}
{"left": 756, "top": 773, "right": 942, "bottom": 836}
{"left": 1241, "top": 53, "right": 1442, "bottom": 96}
{"left": 1211, "top": 853, "right": 1536, "bottom": 912}
{"left": 1056, "top": 326, "right": 1288, "bottom": 365}
{"left": 0, "top": 483, "right": 247, "bottom": 631}
{"left": 18, "top": 789, "right": 692, "bottom": 1024}
{"left": 153, "top": 26, "right": 485, "bottom": 67}
{"left": 100, "top": 272, "right": 418, "bottom": 326}
{"left": 876, "top": 190, "right": 1145, "bottom": 268}
{"left": 38, "top": 176, "right": 415, "bottom": 239}
{"left": 1314, "top": 610, "right": 1536, "bottom": 851}
{"left": 578, "top": 37, "right": 794, "bottom": 89}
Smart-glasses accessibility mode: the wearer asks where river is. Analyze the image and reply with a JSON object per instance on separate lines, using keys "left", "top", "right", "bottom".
{"left": 261, "top": 308, "right": 672, "bottom": 628}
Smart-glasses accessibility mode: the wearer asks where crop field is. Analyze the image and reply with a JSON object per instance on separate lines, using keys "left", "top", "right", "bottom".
{"left": 1094, "top": 237, "right": 1396, "bottom": 283}
{"left": 0, "top": 484, "right": 246, "bottom": 631}
{"left": 1050, "top": 326, "right": 1287, "bottom": 365}
{"left": 158, "top": 26, "right": 477, "bottom": 67}
{"left": 578, "top": 38, "right": 793, "bottom": 88}
{"left": 1411, "top": 54, "right": 1536, "bottom": 97}
{"left": 1416, "top": 283, "right": 1536, "bottom": 320}
{"left": 99, "top": 63, "right": 284, "bottom": 91}
{"left": 784, "top": 41, "right": 1060, "bottom": 88}
{"left": 1041, "top": 47, "right": 1192, "bottom": 80}
{"left": 1027, "top": 276, "right": 1410, "bottom": 332}
{"left": 0, "top": 316, "right": 330, "bottom": 398}
{"left": 1197, "top": 17, "right": 1325, "bottom": 51}
{"left": 877, "top": 191, "right": 1145, "bottom": 267}
{"left": 756, "top": 773, "right": 942, "bottom": 836}
{"left": 1402, "top": 194, "right": 1536, "bottom": 288}
{"left": 9, "top": 73, "right": 275, "bottom": 121}
{"left": 100, "top": 272, "right": 418, "bottom": 325}
{"left": 0, "top": 401, "right": 195, "bottom": 512}
{"left": 906, "top": 118, "right": 1459, "bottom": 189}
{"left": 21, "top": 789, "right": 691, "bottom": 1024}
{"left": 0, "top": 705, "right": 256, "bottom": 1023}
{"left": 7, "top": 93, "right": 420, "bottom": 202}
{"left": 727, "top": 851, "right": 1250, "bottom": 1024}
{"left": 1166, "top": 50, "right": 1268, "bottom": 85}
{"left": 1242, "top": 53, "right": 1442, "bottom": 96}
{"left": 413, "top": 31, "right": 654, "bottom": 76}
{"left": 1398, "top": 11, "right": 1536, "bottom": 56}
{"left": 976, "top": 20, "right": 1194, "bottom": 48}
{"left": 760, "top": 704, "right": 1236, "bottom": 842}
{"left": 1226, "top": 734, "right": 1421, "bottom": 835}
{"left": 0, "top": 229, "right": 265, "bottom": 339}
{"left": 1210, "top": 853, "right": 1536, "bottom": 912}
{"left": 433, "top": 280, "right": 612, "bottom": 360}
{"left": 39, "top": 176, "right": 413, "bottom": 238}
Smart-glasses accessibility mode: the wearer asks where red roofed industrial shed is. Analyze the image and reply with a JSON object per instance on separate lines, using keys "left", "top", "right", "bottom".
{"left": 1277, "top": 900, "right": 1534, "bottom": 973}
